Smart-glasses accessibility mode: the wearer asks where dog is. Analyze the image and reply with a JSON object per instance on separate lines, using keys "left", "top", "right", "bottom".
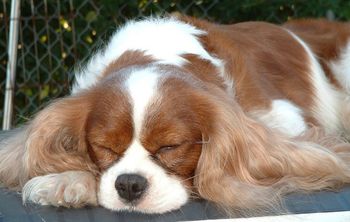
{"left": 0, "top": 15, "right": 350, "bottom": 214}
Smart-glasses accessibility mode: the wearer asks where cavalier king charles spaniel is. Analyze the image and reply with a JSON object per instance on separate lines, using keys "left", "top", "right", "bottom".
{"left": 1, "top": 15, "right": 350, "bottom": 214}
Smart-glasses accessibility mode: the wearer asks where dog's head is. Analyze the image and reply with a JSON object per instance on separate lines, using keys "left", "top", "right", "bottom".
{"left": 86, "top": 63, "right": 210, "bottom": 213}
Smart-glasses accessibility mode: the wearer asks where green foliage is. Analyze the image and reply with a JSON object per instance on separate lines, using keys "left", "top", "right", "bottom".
{"left": 0, "top": 0, "right": 349, "bottom": 126}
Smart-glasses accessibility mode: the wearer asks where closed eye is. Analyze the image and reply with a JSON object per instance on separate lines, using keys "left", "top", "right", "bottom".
{"left": 100, "top": 145, "right": 117, "bottom": 153}
{"left": 156, "top": 139, "right": 209, "bottom": 154}
{"left": 158, "top": 144, "right": 181, "bottom": 153}
{"left": 158, "top": 139, "right": 209, "bottom": 152}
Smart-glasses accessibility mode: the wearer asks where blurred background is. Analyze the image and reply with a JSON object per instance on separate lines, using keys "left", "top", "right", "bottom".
{"left": 1, "top": 0, "right": 350, "bottom": 127}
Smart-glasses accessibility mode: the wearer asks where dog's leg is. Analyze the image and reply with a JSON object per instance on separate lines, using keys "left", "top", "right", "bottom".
{"left": 22, "top": 171, "right": 97, "bottom": 208}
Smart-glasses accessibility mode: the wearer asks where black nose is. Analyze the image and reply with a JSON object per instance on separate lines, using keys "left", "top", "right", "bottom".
{"left": 115, "top": 174, "right": 148, "bottom": 202}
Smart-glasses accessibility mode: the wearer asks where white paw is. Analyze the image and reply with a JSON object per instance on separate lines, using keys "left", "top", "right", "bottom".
{"left": 22, "top": 171, "right": 97, "bottom": 208}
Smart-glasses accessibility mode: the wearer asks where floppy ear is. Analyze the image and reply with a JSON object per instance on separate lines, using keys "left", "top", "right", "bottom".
{"left": 194, "top": 94, "right": 350, "bottom": 213}
{"left": 0, "top": 94, "right": 98, "bottom": 189}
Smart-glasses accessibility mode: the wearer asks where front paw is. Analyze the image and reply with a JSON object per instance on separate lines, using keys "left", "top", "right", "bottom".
{"left": 22, "top": 171, "right": 97, "bottom": 208}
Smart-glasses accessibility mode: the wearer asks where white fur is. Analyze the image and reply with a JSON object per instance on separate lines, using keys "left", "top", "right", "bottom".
{"left": 23, "top": 171, "right": 97, "bottom": 207}
{"left": 72, "top": 17, "right": 224, "bottom": 94}
{"left": 330, "top": 40, "right": 350, "bottom": 92}
{"left": 98, "top": 141, "right": 188, "bottom": 213}
{"left": 125, "top": 67, "right": 160, "bottom": 135}
{"left": 251, "top": 100, "right": 307, "bottom": 137}
{"left": 287, "top": 30, "right": 342, "bottom": 133}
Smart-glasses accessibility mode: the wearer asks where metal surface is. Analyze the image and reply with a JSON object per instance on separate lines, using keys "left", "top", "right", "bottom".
{"left": 2, "top": 0, "right": 20, "bottom": 130}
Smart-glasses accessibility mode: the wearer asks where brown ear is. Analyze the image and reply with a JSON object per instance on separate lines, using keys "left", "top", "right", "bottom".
{"left": 25, "top": 95, "right": 98, "bottom": 178}
{"left": 194, "top": 94, "right": 350, "bottom": 213}
{"left": 0, "top": 94, "right": 98, "bottom": 189}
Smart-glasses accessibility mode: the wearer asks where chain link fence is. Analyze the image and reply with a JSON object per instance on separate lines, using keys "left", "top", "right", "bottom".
{"left": 1, "top": 0, "right": 349, "bottom": 127}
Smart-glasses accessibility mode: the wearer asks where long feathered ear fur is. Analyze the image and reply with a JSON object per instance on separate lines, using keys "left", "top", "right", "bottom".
{"left": 0, "top": 95, "right": 98, "bottom": 190}
{"left": 194, "top": 91, "right": 350, "bottom": 215}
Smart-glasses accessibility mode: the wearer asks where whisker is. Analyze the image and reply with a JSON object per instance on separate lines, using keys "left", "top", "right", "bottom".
{"left": 180, "top": 174, "right": 199, "bottom": 183}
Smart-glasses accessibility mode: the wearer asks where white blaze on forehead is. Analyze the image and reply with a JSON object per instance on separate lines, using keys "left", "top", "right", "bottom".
{"left": 125, "top": 67, "right": 160, "bottom": 136}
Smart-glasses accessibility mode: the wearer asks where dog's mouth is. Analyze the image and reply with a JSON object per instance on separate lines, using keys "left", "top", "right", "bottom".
{"left": 99, "top": 184, "right": 190, "bottom": 214}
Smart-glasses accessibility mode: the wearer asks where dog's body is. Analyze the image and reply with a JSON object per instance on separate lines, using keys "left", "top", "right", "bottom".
{"left": 1, "top": 15, "right": 350, "bottom": 214}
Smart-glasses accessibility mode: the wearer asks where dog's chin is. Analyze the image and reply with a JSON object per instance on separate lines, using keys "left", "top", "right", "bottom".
{"left": 98, "top": 194, "right": 189, "bottom": 214}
